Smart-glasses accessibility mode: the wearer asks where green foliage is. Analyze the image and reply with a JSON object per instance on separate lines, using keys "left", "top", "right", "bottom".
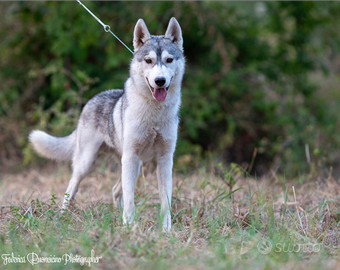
{"left": 1, "top": 1, "right": 340, "bottom": 175}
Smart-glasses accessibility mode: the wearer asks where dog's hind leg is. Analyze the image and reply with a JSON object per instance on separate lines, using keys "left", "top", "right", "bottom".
{"left": 112, "top": 176, "right": 122, "bottom": 208}
{"left": 61, "top": 136, "right": 103, "bottom": 211}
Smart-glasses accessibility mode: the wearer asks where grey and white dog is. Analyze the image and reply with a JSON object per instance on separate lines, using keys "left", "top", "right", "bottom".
{"left": 29, "top": 17, "right": 185, "bottom": 230}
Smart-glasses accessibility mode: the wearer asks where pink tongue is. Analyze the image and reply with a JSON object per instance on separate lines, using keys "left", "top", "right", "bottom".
{"left": 154, "top": 88, "right": 167, "bottom": 101}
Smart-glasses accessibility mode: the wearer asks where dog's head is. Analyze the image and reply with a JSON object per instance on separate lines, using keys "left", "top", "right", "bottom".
{"left": 130, "top": 18, "right": 185, "bottom": 102}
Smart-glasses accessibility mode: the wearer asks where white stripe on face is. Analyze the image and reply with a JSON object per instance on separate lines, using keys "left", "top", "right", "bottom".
{"left": 144, "top": 50, "right": 157, "bottom": 64}
{"left": 161, "top": 50, "right": 174, "bottom": 63}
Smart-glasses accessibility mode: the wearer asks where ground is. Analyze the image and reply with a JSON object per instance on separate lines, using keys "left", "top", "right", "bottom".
{"left": 0, "top": 159, "right": 339, "bottom": 269}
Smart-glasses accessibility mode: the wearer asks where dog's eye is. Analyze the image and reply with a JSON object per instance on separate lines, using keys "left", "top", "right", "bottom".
{"left": 145, "top": 59, "right": 152, "bottom": 64}
{"left": 166, "top": 58, "right": 173, "bottom": 63}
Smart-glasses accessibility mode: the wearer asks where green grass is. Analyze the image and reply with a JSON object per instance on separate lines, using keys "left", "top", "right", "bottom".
{"left": 0, "top": 164, "right": 339, "bottom": 269}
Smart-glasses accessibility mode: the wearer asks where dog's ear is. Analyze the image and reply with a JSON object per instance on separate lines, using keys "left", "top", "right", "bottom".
{"left": 165, "top": 17, "right": 183, "bottom": 51}
{"left": 133, "top": 19, "right": 151, "bottom": 52}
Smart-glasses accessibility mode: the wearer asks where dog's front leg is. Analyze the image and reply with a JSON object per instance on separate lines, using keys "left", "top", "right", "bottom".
{"left": 157, "top": 154, "right": 173, "bottom": 231}
{"left": 121, "top": 154, "right": 140, "bottom": 225}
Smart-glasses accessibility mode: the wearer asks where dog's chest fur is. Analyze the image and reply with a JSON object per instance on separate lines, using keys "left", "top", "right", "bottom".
{"left": 95, "top": 86, "right": 179, "bottom": 162}
{"left": 121, "top": 87, "right": 179, "bottom": 161}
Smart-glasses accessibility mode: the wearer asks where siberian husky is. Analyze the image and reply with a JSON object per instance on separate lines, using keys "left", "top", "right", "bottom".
{"left": 29, "top": 17, "right": 185, "bottom": 230}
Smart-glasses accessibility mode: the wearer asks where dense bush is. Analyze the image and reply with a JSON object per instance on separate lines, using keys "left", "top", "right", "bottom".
{"left": 1, "top": 1, "right": 340, "bottom": 176}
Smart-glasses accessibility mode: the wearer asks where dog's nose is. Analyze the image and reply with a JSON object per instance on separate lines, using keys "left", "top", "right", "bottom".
{"left": 155, "top": 77, "right": 166, "bottom": 87}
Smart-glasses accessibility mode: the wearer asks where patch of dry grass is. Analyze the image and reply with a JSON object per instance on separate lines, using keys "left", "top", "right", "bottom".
{"left": 0, "top": 161, "right": 339, "bottom": 269}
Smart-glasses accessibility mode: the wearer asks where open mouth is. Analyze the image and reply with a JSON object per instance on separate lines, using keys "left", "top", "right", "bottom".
{"left": 146, "top": 78, "right": 172, "bottom": 102}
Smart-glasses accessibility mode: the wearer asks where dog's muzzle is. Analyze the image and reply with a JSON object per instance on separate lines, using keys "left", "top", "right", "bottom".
{"left": 146, "top": 77, "right": 172, "bottom": 102}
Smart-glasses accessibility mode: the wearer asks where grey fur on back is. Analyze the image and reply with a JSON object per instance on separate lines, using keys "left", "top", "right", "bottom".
{"left": 82, "top": 89, "right": 124, "bottom": 137}
{"left": 29, "top": 89, "right": 124, "bottom": 161}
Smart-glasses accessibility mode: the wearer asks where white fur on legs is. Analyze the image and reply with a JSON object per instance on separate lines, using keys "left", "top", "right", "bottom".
{"left": 121, "top": 154, "right": 141, "bottom": 225}
{"left": 112, "top": 160, "right": 141, "bottom": 210}
{"left": 62, "top": 138, "right": 102, "bottom": 211}
{"left": 157, "top": 155, "right": 173, "bottom": 231}
{"left": 136, "top": 160, "right": 142, "bottom": 179}
{"left": 112, "top": 179, "right": 123, "bottom": 209}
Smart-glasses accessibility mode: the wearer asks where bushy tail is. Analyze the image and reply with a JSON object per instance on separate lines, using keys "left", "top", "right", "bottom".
{"left": 29, "top": 130, "right": 76, "bottom": 161}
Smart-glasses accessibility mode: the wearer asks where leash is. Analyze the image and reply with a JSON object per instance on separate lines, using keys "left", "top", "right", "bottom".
{"left": 76, "top": 0, "right": 134, "bottom": 54}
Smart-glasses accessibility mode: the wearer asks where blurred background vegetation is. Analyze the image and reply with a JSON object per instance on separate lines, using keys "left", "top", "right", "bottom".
{"left": 1, "top": 1, "right": 340, "bottom": 178}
